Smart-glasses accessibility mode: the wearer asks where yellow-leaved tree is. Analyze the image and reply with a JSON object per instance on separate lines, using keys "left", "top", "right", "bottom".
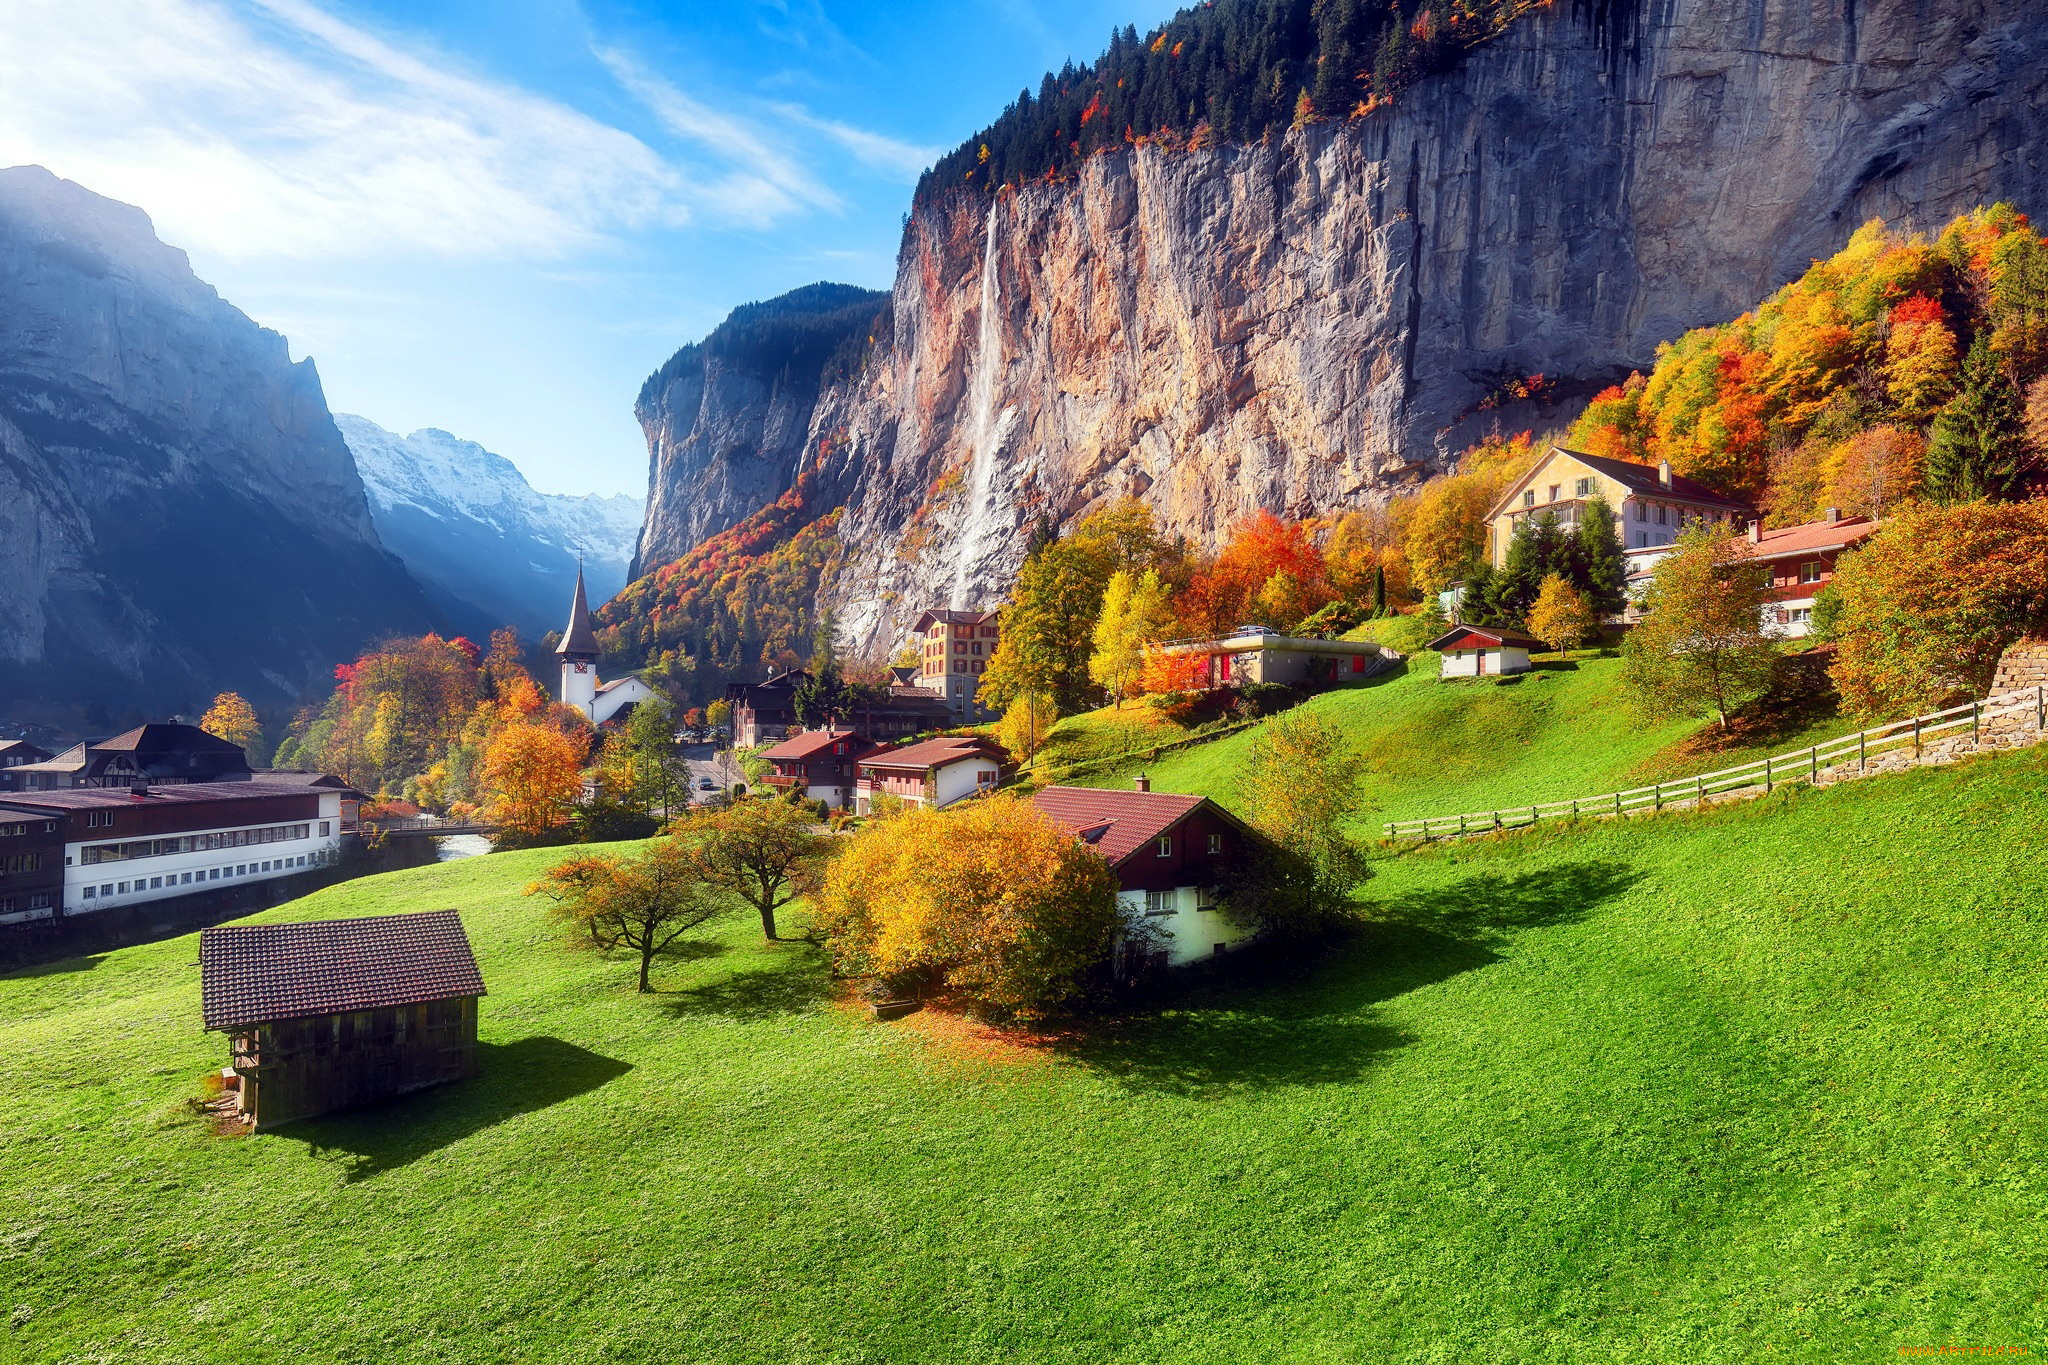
{"left": 1525, "top": 573, "right": 1597, "bottom": 653}
{"left": 1089, "top": 568, "right": 1174, "bottom": 705}
{"left": 814, "top": 795, "right": 1121, "bottom": 1018}
{"left": 482, "top": 722, "right": 585, "bottom": 843}
{"left": 199, "top": 692, "right": 262, "bottom": 756}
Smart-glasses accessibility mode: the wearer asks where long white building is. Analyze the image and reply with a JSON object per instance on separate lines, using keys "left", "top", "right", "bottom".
{"left": 0, "top": 780, "right": 350, "bottom": 924}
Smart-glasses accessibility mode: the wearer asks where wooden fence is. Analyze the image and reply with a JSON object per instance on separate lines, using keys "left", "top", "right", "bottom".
{"left": 1384, "top": 686, "right": 2048, "bottom": 842}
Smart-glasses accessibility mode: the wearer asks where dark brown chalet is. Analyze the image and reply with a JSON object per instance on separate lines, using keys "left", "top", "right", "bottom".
{"left": 759, "top": 728, "right": 875, "bottom": 809}
{"left": 0, "top": 740, "right": 53, "bottom": 793}
{"left": 201, "top": 910, "right": 486, "bottom": 1130}
{"left": 10, "top": 724, "right": 250, "bottom": 791}
{"left": 0, "top": 801, "right": 63, "bottom": 926}
{"left": 1031, "top": 779, "right": 1267, "bottom": 967}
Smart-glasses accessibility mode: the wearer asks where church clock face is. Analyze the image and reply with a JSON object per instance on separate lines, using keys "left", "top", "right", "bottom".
{"left": 574, "top": 663, "right": 589, "bottom": 674}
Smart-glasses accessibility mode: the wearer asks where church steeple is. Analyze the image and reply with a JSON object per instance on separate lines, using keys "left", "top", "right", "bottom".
{"left": 556, "top": 560, "right": 599, "bottom": 661}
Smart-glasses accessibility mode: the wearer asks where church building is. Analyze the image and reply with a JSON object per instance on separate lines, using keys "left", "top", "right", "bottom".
{"left": 556, "top": 565, "right": 653, "bottom": 727}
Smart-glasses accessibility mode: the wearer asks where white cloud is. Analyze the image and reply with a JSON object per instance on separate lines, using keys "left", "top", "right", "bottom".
{"left": 771, "top": 105, "right": 938, "bottom": 183}
{"left": 593, "top": 46, "right": 840, "bottom": 223}
{"left": 0, "top": 0, "right": 841, "bottom": 262}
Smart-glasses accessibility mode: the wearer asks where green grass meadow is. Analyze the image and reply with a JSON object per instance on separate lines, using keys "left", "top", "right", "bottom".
{"left": 1065, "top": 651, "right": 1859, "bottom": 832}
{"left": 6, "top": 735, "right": 2048, "bottom": 1361}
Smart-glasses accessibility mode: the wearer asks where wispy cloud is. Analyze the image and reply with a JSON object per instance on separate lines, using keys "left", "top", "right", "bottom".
{"left": 0, "top": 0, "right": 880, "bottom": 263}
{"left": 593, "top": 47, "right": 841, "bottom": 223}
{"left": 771, "top": 104, "right": 938, "bottom": 183}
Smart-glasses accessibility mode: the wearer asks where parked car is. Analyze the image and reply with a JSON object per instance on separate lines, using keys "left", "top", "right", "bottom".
{"left": 697, "top": 777, "right": 717, "bottom": 791}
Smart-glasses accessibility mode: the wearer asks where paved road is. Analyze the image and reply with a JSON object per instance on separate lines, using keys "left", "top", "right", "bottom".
{"left": 678, "top": 741, "right": 743, "bottom": 804}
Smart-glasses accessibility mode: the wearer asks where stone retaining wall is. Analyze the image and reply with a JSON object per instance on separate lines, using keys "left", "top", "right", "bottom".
{"left": 1992, "top": 639, "right": 2048, "bottom": 694}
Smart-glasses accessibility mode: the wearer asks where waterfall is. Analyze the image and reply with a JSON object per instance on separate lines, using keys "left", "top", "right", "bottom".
{"left": 948, "top": 197, "right": 1011, "bottom": 611}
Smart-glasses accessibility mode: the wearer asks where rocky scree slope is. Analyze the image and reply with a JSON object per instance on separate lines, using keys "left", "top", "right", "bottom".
{"left": 339, "top": 414, "right": 642, "bottom": 640}
{"left": 0, "top": 166, "right": 438, "bottom": 720}
{"left": 627, "top": 0, "right": 2048, "bottom": 658}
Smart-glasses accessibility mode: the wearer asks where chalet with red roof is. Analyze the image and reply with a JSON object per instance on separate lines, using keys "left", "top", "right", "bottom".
{"left": 854, "top": 736, "right": 1008, "bottom": 814}
{"left": 760, "top": 728, "right": 877, "bottom": 809}
{"left": 1740, "top": 509, "right": 1881, "bottom": 638}
{"left": 201, "top": 909, "right": 486, "bottom": 1129}
{"left": 1031, "top": 779, "right": 1264, "bottom": 967}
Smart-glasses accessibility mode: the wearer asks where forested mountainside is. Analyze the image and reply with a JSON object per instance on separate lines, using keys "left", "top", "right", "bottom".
{"left": 339, "top": 415, "right": 643, "bottom": 641}
{"left": 0, "top": 166, "right": 437, "bottom": 725}
{"left": 632, "top": 282, "right": 886, "bottom": 574}
{"left": 609, "top": 0, "right": 2048, "bottom": 677}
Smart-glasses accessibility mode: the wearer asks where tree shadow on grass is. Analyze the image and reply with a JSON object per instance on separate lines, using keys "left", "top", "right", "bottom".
{"left": 657, "top": 941, "right": 837, "bottom": 1023}
{"left": 1052, "top": 922, "right": 1493, "bottom": 1099}
{"left": 280, "top": 1036, "right": 632, "bottom": 1183}
{"left": 1051, "top": 861, "right": 1645, "bottom": 1099}
{"left": 5, "top": 953, "right": 104, "bottom": 978}
{"left": 1370, "top": 859, "right": 1647, "bottom": 944}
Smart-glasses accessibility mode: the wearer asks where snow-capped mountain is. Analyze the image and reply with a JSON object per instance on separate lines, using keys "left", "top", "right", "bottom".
{"left": 336, "top": 414, "right": 643, "bottom": 640}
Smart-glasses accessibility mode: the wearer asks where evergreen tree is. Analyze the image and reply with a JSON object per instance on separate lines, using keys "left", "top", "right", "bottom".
{"left": 1927, "top": 335, "right": 2030, "bottom": 502}
{"left": 1491, "top": 511, "right": 1564, "bottom": 622}
{"left": 1573, "top": 496, "right": 1628, "bottom": 615}
{"left": 1458, "top": 561, "right": 1497, "bottom": 625}
{"left": 1369, "top": 564, "right": 1388, "bottom": 618}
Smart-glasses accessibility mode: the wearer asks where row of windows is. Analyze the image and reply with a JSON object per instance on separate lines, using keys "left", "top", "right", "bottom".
{"left": 1152, "top": 832, "right": 1227, "bottom": 858}
{"left": 0, "top": 893, "right": 53, "bottom": 914}
{"left": 1142, "top": 889, "right": 1221, "bottom": 915}
{"left": 2, "top": 853, "right": 41, "bottom": 875}
{"left": 81, "top": 822, "right": 317, "bottom": 866}
{"left": 81, "top": 854, "right": 313, "bottom": 899}
{"left": 0, "top": 821, "right": 56, "bottom": 838}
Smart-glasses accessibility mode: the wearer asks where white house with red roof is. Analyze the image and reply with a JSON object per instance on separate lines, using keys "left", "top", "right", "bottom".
{"left": 1623, "top": 509, "right": 1883, "bottom": 638}
{"left": 1031, "top": 779, "right": 1263, "bottom": 967}
{"left": 760, "top": 728, "right": 877, "bottom": 809}
{"left": 854, "top": 736, "right": 1009, "bottom": 814}
{"left": 1741, "top": 509, "right": 1881, "bottom": 637}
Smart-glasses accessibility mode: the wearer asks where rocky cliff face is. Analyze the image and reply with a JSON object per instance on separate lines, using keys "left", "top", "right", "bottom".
{"left": 340, "top": 414, "right": 643, "bottom": 640}
{"left": 639, "top": 0, "right": 2048, "bottom": 654}
{"left": 632, "top": 282, "right": 886, "bottom": 575}
{"left": 0, "top": 166, "right": 438, "bottom": 722}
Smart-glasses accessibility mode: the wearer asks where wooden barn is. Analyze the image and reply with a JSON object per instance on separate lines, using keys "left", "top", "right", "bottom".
{"left": 201, "top": 910, "right": 486, "bottom": 1130}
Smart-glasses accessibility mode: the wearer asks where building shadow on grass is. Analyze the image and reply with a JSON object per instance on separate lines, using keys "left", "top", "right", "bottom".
{"left": 657, "top": 942, "right": 836, "bottom": 1023}
{"left": 280, "top": 1036, "right": 632, "bottom": 1183}
{"left": 4, "top": 953, "right": 105, "bottom": 978}
{"left": 1370, "top": 859, "right": 1646, "bottom": 944}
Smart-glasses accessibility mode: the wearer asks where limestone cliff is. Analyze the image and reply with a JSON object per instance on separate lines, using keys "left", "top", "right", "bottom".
{"left": 0, "top": 166, "right": 438, "bottom": 722}
{"left": 632, "top": 282, "right": 886, "bottom": 575}
{"left": 626, "top": 0, "right": 2048, "bottom": 658}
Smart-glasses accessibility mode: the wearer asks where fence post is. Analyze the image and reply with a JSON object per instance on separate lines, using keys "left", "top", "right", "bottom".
{"left": 1810, "top": 746, "right": 1817, "bottom": 782}
{"left": 1973, "top": 696, "right": 1981, "bottom": 741}
{"left": 1654, "top": 783, "right": 1662, "bottom": 813}
{"left": 1765, "top": 755, "right": 1772, "bottom": 794}
{"left": 1529, "top": 806, "right": 1537, "bottom": 829}
{"left": 1615, "top": 792, "right": 1622, "bottom": 818}
{"left": 1914, "top": 716, "right": 1921, "bottom": 757}
{"left": 1494, "top": 812, "right": 1502, "bottom": 832}
{"left": 1696, "top": 775, "right": 1704, "bottom": 806}
{"left": 1458, "top": 813, "right": 1466, "bottom": 836}
{"left": 2038, "top": 684, "right": 2043, "bottom": 732}
{"left": 1572, "top": 800, "right": 1579, "bottom": 819}
{"left": 1859, "top": 731, "right": 1866, "bottom": 773}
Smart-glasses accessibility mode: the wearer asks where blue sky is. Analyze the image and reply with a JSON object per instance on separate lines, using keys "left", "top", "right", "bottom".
{"left": 3, "top": 0, "right": 1178, "bottom": 495}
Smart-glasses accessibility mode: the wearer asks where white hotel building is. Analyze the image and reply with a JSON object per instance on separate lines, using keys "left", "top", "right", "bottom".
{"left": 0, "top": 781, "right": 350, "bottom": 925}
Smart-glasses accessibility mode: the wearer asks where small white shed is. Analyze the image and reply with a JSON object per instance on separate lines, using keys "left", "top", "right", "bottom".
{"left": 1426, "top": 626, "right": 1548, "bottom": 679}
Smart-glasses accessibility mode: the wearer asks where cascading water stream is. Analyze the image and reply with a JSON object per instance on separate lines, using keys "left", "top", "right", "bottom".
{"left": 948, "top": 197, "right": 1009, "bottom": 610}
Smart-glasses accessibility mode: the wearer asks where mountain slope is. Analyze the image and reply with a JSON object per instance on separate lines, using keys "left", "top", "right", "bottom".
{"left": 338, "top": 415, "right": 642, "bottom": 639}
{"left": 632, "top": 281, "right": 886, "bottom": 575}
{"left": 0, "top": 166, "right": 438, "bottom": 723}
{"left": 621, "top": 0, "right": 2048, "bottom": 659}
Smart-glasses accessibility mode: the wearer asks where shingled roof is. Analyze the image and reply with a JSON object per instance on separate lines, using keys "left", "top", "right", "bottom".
{"left": 201, "top": 910, "right": 486, "bottom": 1031}
{"left": 1031, "top": 786, "right": 1212, "bottom": 867}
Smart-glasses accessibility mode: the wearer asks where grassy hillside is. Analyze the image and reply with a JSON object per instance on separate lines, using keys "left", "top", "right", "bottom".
{"left": 1059, "top": 650, "right": 1858, "bottom": 830}
{"left": 5, "top": 743, "right": 2048, "bottom": 1360}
